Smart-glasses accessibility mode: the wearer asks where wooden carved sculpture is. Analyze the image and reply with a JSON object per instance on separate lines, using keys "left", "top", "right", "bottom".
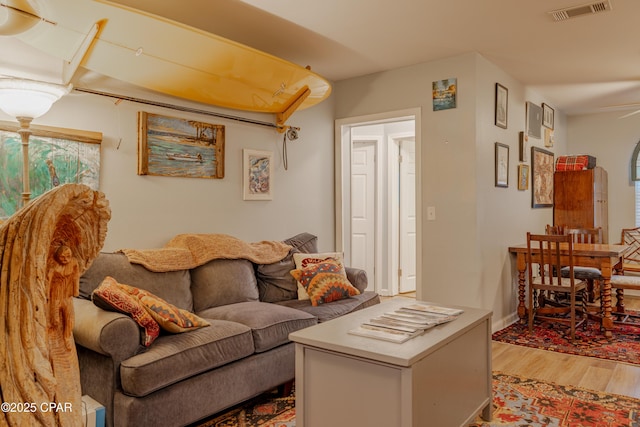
{"left": 0, "top": 184, "right": 110, "bottom": 427}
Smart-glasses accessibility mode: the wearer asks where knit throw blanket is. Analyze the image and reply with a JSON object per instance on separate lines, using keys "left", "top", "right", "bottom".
{"left": 119, "top": 234, "right": 293, "bottom": 272}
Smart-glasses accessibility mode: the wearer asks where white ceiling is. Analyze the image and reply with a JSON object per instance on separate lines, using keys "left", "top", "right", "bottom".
{"left": 3, "top": 0, "right": 640, "bottom": 116}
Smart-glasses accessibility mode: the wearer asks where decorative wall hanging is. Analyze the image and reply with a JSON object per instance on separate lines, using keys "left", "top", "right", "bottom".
{"left": 544, "top": 128, "right": 554, "bottom": 147}
{"left": 243, "top": 149, "right": 273, "bottom": 200}
{"left": 542, "top": 103, "right": 554, "bottom": 129}
{"left": 531, "top": 147, "right": 554, "bottom": 208}
{"left": 518, "top": 164, "right": 529, "bottom": 190}
{"left": 495, "top": 142, "right": 509, "bottom": 187}
{"left": 526, "top": 102, "right": 542, "bottom": 139}
{"left": 495, "top": 83, "right": 508, "bottom": 129}
{"left": 519, "top": 131, "right": 528, "bottom": 162}
{"left": 432, "top": 78, "right": 457, "bottom": 111}
{"left": 0, "top": 123, "right": 101, "bottom": 218}
{"left": 138, "top": 112, "right": 225, "bottom": 179}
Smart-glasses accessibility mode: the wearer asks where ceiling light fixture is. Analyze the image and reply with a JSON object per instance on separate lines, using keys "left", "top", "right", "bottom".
{"left": 0, "top": 78, "right": 71, "bottom": 206}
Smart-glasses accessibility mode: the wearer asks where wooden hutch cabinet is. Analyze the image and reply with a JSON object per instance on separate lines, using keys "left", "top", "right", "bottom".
{"left": 553, "top": 167, "right": 608, "bottom": 242}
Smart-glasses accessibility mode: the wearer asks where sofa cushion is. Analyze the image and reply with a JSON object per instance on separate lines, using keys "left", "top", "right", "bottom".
{"left": 276, "top": 291, "right": 381, "bottom": 322}
{"left": 256, "top": 248, "right": 300, "bottom": 303}
{"left": 117, "top": 283, "right": 210, "bottom": 333}
{"left": 190, "top": 259, "right": 259, "bottom": 312}
{"left": 198, "top": 302, "right": 317, "bottom": 353}
{"left": 81, "top": 252, "right": 193, "bottom": 311}
{"left": 292, "top": 252, "right": 344, "bottom": 300}
{"left": 120, "top": 319, "right": 254, "bottom": 397}
{"left": 92, "top": 276, "right": 160, "bottom": 347}
{"left": 283, "top": 232, "right": 318, "bottom": 253}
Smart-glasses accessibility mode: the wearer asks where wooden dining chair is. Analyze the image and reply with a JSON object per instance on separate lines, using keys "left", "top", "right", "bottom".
{"left": 527, "top": 232, "right": 588, "bottom": 342}
{"left": 545, "top": 224, "right": 565, "bottom": 235}
{"left": 562, "top": 227, "right": 603, "bottom": 303}
{"left": 609, "top": 227, "right": 640, "bottom": 320}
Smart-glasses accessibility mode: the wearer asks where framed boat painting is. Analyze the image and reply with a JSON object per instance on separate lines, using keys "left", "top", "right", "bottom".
{"left": 138, "top": 112, "right": 225, "bottom": 178}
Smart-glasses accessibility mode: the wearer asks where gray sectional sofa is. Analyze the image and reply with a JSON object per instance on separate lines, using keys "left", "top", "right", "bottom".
{"left": 72, "top": 233, "right": 379, "bottom": 427}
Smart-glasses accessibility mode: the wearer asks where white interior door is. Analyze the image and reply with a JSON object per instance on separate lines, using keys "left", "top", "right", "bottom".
{"left": 399, "top": 138, "right": 416, "bottom": 293}
{"left": 351, "top": 140, "right": 376, "bottom": 291}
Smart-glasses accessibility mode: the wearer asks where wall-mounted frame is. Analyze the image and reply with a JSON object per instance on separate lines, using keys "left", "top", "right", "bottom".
{"left": 519, "top": 131, "right": 528, "bottom": 162}
{"left": 495, "top": 83, "right": 508, "bottom": 129}
{"left": 531, "top": 146, "right": 554, "bottom": 208}
{"left": 526, "top": 102, "right": 542, "bottom": 139}
{"left": 243, "top": 149, "right": 274, "bottom": 200}
{"left": 432, "top": 77, "right": 457, "bottom": 111}
{"left": 495, "top": 142, "right": 509, "bottom": 187}
{"left": 518, "top": 164, "right": 529, "bottom": 190}
{"left": 542, "top": 103, "right": 554, "bottom": 129}
{"left": 138, "top": 112, "right": 225, "bottom": 179}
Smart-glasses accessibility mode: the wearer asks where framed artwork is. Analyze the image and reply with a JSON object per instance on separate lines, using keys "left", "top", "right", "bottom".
{"left": 518, "top": 164, "right": 529, "bottom": 190}
{"left": 526, "top": 102, "right": 542, "bottom": 139}
{"left": 138, "top": 112, "right": 225, "bottom": 179}
{"left": 519, "top": 131, "right": 528, "bottom": 162}
{"left": 243, "top": 149, "right": 274, "bottom": 200}
{"left": 495, "top": 83, "right": 508, "bottom": 129}
{"left": 432, "top": 77, "right": 457, "bottom": 111}
{"left": 0, "top": 123, "right": 101, "bottom": 218}
{"left": 542, "top": 103, "right": 554, "bottom": 129}
{"left": 495, "top": 142, "right": 509, "bottom": 188}
{"left": 531, "top": 147, "right": 554, "bottom": 208}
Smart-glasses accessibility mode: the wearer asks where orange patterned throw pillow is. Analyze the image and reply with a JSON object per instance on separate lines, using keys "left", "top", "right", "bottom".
{"left": 116, "top": 283, "right": 210, "bottom": 333}
{"left": 92, "top": 276, "right": 160, "bottom": 346}
{"left": 290, "top": 260, "right": 360, "bottom": 306}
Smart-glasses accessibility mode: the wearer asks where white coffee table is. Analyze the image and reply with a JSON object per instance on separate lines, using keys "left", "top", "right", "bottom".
{"left": 289, "top": 297, "right": 493, "bottom": 427}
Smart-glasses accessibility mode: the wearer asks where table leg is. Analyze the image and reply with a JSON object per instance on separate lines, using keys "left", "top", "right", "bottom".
{"left": 516, "top": 254, "right": 527, "bottom": 322}
{"left": 600, "top": 263, "right": 614, "bottom": 338}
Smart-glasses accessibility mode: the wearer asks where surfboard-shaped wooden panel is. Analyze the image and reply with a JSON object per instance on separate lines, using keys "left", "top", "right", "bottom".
{"left": 12, "top": 0, "right": 331, "bottom": 116}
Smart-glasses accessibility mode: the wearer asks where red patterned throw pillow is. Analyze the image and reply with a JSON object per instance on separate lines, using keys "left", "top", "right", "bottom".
{"left": 92, "top": 276, "right": 160, "bottom": 346}
{"left": 116, "top": 283, "right": 210, "bottom": 333}
{"left": 290, "top": 260, "right": 360, "bottom": 306}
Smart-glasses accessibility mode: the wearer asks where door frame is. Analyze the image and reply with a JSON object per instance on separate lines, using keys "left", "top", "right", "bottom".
{"left": 335, "top": 108, "right": 422, "bottom": 298}
{"left": 388, "top": 131, "right": 416, "bottom": 296}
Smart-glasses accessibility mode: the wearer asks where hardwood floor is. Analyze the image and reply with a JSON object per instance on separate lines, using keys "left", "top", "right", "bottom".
{"left": 386, "top": 293, "right": 640, "bottom": 399}
{"left": 493, "top": 295, "right": 640, "bottom": 400}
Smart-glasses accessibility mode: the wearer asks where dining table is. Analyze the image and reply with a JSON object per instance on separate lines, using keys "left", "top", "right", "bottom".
{"left": 508, "top": 242, "right": 630, "bottom": 338}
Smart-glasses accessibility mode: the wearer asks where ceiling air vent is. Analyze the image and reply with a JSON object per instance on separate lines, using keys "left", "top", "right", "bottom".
{"left": 548, "top": 0, "right": 612, "bottom": 21}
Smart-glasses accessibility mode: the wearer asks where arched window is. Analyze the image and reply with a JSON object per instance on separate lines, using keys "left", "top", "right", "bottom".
{"left": 632, "top": 140, "right": 640, "bottom": 181}
{"left": 633, "top": 141, "right": 640, "bottom": 226}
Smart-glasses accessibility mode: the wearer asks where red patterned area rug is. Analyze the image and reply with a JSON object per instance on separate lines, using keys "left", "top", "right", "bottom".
{"left": 493, "top": 317, "right": 640, "bottom": 365}
{"left": 191, "top": 387, "right": 295, "bottom": 427}
{"left": 193, "top": 374, "right": 639, "bottom": 427}
{"left": 470, "top": 373, "right": 640, "bottom": 427}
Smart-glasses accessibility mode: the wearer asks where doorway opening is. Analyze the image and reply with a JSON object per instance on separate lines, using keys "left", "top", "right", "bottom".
{"left": 335, "top": 108, "right": 421, "bottom": 297}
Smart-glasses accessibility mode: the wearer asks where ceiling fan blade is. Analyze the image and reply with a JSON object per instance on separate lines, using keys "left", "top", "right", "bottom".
{"left": 619, "top": 109, "right": 640, "bottom": 119}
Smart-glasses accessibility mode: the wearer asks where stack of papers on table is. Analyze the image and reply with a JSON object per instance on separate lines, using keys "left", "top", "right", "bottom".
{"left": 348, "top": 303, "right": 464, "bottom": 343}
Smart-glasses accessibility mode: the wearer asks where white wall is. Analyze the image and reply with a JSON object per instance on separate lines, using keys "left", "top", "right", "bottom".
{"left": 568, "top": 111, "right": 640, "bottom": 241}
{"left": 0, "top": 87, "right": 337, "bottom": 252}
{"left": 334, "top": 53, "right": 567, "bottom": 329}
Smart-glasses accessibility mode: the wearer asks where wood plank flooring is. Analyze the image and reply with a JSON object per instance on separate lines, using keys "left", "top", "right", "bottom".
{"left": 388, "top": 293, "right": 640, "bottom": 399}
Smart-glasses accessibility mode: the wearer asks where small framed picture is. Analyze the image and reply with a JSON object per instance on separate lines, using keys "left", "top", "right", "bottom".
{"left": 243, "top": 149, "right": 273, "bottom": 200}
{"left": 495, "top": 142, "right": 509, "bottom": 188}
{"left": 542, "top": 103, "right": 554, "bottom": 129}
{"left": 526, "top": 102, "right": 542, "bottom": 139}
{"left": 519, "top": 131, "right": 528, "bottom": 162}
{"left": 518, "top": 164, "right": 529, "bottom": 190}
{"left": 495, "top": 83, "right": 508, "bottom": 129}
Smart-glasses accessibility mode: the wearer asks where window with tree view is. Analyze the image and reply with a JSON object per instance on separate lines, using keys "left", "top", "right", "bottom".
{"left": 0, "top": 125, "right": 101, "bottom": 218}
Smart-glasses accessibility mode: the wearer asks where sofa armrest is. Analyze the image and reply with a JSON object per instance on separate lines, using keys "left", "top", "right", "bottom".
{"left": 345, "top": 267, "right": 368, "bottom": 293}
{"left": 73, "top": 298, "right": 142, "bottom": 361}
